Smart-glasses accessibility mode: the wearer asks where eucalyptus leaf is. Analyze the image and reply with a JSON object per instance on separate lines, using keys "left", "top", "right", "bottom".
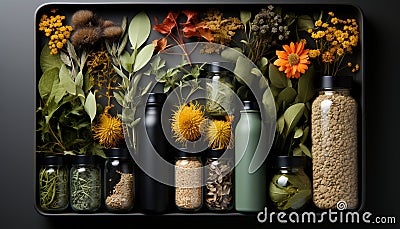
{"left": 118, "top": 33, "right": 129, "bottom": 56}
{"left": 129, "top": 11, "right": 151, "bottom": 49}
{"left": 240, "top": 11, "right": 251, "bottom": 25}
{"left": 84, "top": 91, "right": 96, "bottom": 122}
{"left": 297, "top": 65, "right": 315, "bottom": 103}
{"left": 60, "top": 51, "right": 72, "bottom": 67}
{"left": 113, "top": 65, "right": 127, "bottom": 79}
{"left": 269, "top": 64, "right": 288, "bottom": 88}
{"left": 284, "top": 103, "right": 305, "bottom": 135}
{"left": 134, "top": 43, "right": 155, "bottom": 72}
{"left": 40, "top": 45, "right": 63, "bottom": 73}
{"left": 59, "top": 64, "right": 76, "bottom": 95}
{"left": 120, "top": 51, "right": 133, "bottom": 72}
{"left": 282, "top": 190, "right": 311, "bottom": 210}
{"left": 297, "top": 15, "right": 315, "bottom": 32}
{"left": 38, "top": 67, "right": 59, "bottom": 100}
{"left": 113, "top": 91, "right": 125, "bottom": 107}
{"left": 221, "top": 47, "right": 243, "bottom": 63}
{"left": 299, "top": 143, "right": 312, "bottom": 158}
{"left": 75, "top": 71, "right": 84, "bottom": 88}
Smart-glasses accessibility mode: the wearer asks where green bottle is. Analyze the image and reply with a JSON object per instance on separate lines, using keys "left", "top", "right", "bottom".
{"left": 235, "top": 101, "right": 267, "bottom": 212}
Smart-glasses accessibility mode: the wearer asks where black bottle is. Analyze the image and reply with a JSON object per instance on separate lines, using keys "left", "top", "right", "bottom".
{"left": 136, "top": 92, "right": 173, "bottom": 213}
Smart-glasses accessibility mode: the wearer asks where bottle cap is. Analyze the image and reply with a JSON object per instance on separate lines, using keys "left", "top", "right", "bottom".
{"left": 206, "top": 148, "right": 225, "bottom": 158}
{"left": 275, "top": 156, "right": 307, "bottom": 168}
{"left": 146, "top": 92, "right": 167, "bottom": 105}
{"left": 242, "top": 100, "right": 259, "bottom": 111}
{"left": 105, "top": 147, "right": 130, "bottom": 158}
{"left": 175, "top": 148, "right": 201, "bottom": 158}
{"left": 210, "top": 62, "right": 222, "bottom": 73}
{"left": 320, "top": 75, "right": 353, "bottom": 90}
{"left": 41, "top": 155, "right": 65, "bottom": 165}
{"left": 71, "top": 155, "right": 101, "bottom": 165}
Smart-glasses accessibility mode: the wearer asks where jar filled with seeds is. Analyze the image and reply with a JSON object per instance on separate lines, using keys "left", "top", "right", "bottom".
{"left": 38, "top": 155, "right": 69, "bottom": 212}
{"left": 205, "top": 148, "right": 234, "bottom": 211}
{"left": 70, "top": 155, "right": 102, "bottom": 212}
{"left": 175, "top": 149, "right": 203, "bottom": 211}
{"left": 104, "top": 147, "right": 134, "bottom": 212}
{"left": 311, "top": 75, "right": 358, "bottom": 209}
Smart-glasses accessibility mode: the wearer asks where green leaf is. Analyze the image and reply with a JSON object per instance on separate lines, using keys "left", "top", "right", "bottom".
{"left": 40, "top": 45, "right": 63, "bottom": 73}
{"left": 269, "top": 64, "right": 288, "bottom": 88}
{"left": 113, "top": 91, "right": 125, "bottom": 107}
{"left": 294, "top": 128, "right": 303, "bottom": 139}
{"left": 240, "top": 11, "right": 251, "bottom": 25}
{"left": 277, "top": 115, "right": 285, "bottom": 134}
{"left": 83, "top": 72, "right": 92, "bottom": 93}
{"left": 129, "top": 11, "right": 151, "bottom": 49}
{"left": 130, "top": 118, "right": 141, "bottom": 127}
{"left": 293, "top": 147, "right": 303, "bottom": 156}
{"left": 234, "top": 56, "right": 254, "bottom": 85}
{"left": 49, "top": 82, "right": 66, "bottom": 104}
{"left": 221, "top": 47, "right": 243, "bottom": 63}
{"left": 299, "top": 143, "right": 312, "bottom": 158}
{"left": 59, "top": 64, "right": 76, "bottom": 95}
{"left": 236, "top": 85, "right": 249, "bottom": 100}
{"left": 120, "top": 51, "right": 132, "bottom": 72}
{"left": 134, "top": 43, "right": 155, "bottom": 72}
{"left": 297, "top": 15, "right": 315, "bottom": 32}
{"left": 75, "top": 71, "right": 83, "bottom": 89}
{"left": 300, "top": 126, "right": 309, "bottom": 143}
{"left": 84, "top": 91, "right": 96, "bottom": 122}
{"left": 282, "top": 189, "right": 311, "bottom": 210}
{"left": 297, "top": 65, "right": 315, "bottom": 103}
{"left": 284, "top": 103, "right": 305, "bottom": 135}
{"left": 113, "top": 65, "right": 127, "bottom": 79}
{"left": 277, "top": 87, "right": 297, "bottom": 111}
{"left": 269, "top": 181, "right": 289, "bottom": 203}
{"left": 260, "top": 57, "right": 269, "bottom": 73}
{"left": 38, "top": 67, "right": 59, "bottom": 100}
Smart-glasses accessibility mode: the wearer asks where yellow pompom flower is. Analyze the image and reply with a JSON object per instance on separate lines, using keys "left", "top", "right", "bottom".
{"left": 171, "top": 101, "right": 206, "bottom": 145}
{"left": 206, "top": 117, "right": 233, "bottom": 150}
{"left": 93, "top": 113, "right": 124, "bottom": 148}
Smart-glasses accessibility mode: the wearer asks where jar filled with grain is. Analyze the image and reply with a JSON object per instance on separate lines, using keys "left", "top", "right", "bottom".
{"left": 174, "top": 149, "right": 203, "bottom": 211}
{"left": 311, "top": 75, "right": 358, "bottom": 209}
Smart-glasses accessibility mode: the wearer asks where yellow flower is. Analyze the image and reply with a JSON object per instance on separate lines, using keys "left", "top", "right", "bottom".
{"left": 171, "top": 101, "right": 206, "bottom": 145}
{"left": 206, "top": 117, "right": 233, "bottom": 150}
{"left": 322, "top": 51, "right": 335, "bottom": 63}
{"left": 56, "top": 42, "right": 63, "bottom": 49}
{"left": 315, "top": 20, "right": 323, "bottom": 27}
{"left": 93, "top": 113, "right": 124, "bottom": 148}
{"left": 308, "top": 49, "right": 321, "bottom": 58}
{"left": 328, "top": 12, "right": 335, "bottom": 17}
{"left": 331, "top": 17, "right": 339, "bottom": 24}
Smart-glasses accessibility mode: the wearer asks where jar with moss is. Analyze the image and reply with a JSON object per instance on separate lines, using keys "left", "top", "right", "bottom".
{"left": 70, "top": 155, "right": 102, "bottom": 213}
{"left": 269, "top": 156, "right": 312, "bottom": 211}
{"left": 38, "top": 155, "right": 69, "bottom": 212}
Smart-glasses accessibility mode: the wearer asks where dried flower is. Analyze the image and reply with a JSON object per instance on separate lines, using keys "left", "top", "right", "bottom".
{"left": 206, "top": 117, "right": 233, "bottom": 150}
{"left": 71, "top": 27, "right": 102, "bottom": 47}
{"left": 38, "top": 14, "right": 73, "bottom": 54}
{"left": 71, "top": 10, "right": 96, "bottom": 28}
{"left": 171, "top": 101, "right": 206, "bottom": 145}
{"left": 93, "top": 112, "right": 124, "bottom": 148}
{"left": 102, "top": 26, "right": 123, "bottom": 40}
{"left": 273, "top": 41, "right": 310, "bottom": 79}
{"left": 307, "top": 11, "right": 360, "bottom": 76}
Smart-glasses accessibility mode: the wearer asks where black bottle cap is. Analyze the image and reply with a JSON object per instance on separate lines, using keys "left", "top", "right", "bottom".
{"left": 210, "top": 62, "right": 222, "bottom": 73}
{"left": 206, "top": 148, "right": 225, "bottom": 158}
{"left": 41, "top": 155, "right": 65, "bottom": 165}
{"left": 275, "top": 156, "right": 306, "bottom": 168}
{"left": 105, "top": 147, "right": 130, "bottom": 158}
{"left": 175, "top": 148, "right": 201, "bottom": 158}
{"left": 242, "top": 100, "right": 259, "bottom": 111}
{"left": 146, "top": 92, "right": 167, "bottom": 105}
{"left": 320, "top": 75, "right": 353, "bottom": 90}
{"left": 71, "top": 155, "right": 101, "bottom": 165}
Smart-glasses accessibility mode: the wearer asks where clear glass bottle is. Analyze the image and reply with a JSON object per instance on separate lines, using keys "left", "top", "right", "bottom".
{"left": 70, "top": 155, "right": 102, "bottom": 212}
{"left": 205, "top": 148, "right": 234, "bottom": 211}
{"left": 38, "top": 155, "right": 69, "bottom": 212}
{"left": 311, "top": 75, "right": 358, "bottom": 209}
{"left": 206, "top": 62, "right": 234, "bottom": 117}
{"left": 269, "top": 156, "right": 312, "bottom": 211}
{"left": 175, "top": 150, "right": 203, "bottom": 211}
{"left": 104, "top": 147, "right": 134, "bottom": 212}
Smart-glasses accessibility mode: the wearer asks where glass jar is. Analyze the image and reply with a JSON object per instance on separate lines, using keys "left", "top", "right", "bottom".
{"left": 269, "top": 156, "right": 312, "bottom": 211}
{"left": 70, "top": 155, "right": 102, "bottom": 212}
{"left": 38, "top": 155, "right": 69, "bottom": 212}
{"left": 311, "top": 75, "right": 358, "bottom": 209}
{"left": 205, "top": 149, "right": 234, "bottom": 211}
{"left": 175, "top": 150, "right": 203, "bottom": 211}
{"left": 104, "top": 148, "right": 134, "bottom": 212}
{"left": 206, "top": 62, "right": 234, "bottom": 117}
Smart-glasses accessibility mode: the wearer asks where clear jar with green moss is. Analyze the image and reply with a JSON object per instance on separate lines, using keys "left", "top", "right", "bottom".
{"left": 38, "top": 155, "right": 69, "bottom": 212}
{"left": 269, "top": 156, "right": 311, "bottom": 211}
{"left": 70, "top": 155, "right": 102, "bottom": 213}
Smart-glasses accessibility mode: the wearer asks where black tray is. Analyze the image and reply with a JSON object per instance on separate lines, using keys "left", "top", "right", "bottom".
{"left": 34, "top": 2, "right": 365, "bottom": 216}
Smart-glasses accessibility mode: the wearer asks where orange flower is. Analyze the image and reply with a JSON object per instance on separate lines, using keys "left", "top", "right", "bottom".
{"left": 273, "top": 41, "right": 310, "bottom": 79}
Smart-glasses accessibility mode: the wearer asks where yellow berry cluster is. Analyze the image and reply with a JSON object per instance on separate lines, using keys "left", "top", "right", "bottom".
{"left": 307, "top": 11, "right": 360, "bottom": 75}
{"left": 38, "top": 14, "right": 73, "bottom": 55}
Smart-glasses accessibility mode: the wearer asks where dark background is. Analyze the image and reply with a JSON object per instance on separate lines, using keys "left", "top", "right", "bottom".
{"left": 0, "top": 0, "right": 399, "bottom": 228}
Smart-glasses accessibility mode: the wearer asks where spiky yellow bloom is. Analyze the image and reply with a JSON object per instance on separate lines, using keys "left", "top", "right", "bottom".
{"left": 93, "top": 113, "right": 124, "bottom": 148}
{"left": 171, "top": 101, "right": 206, "bottom": 144}
{"left": 206, "top": 118, "right": 233, "bottom": 150}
